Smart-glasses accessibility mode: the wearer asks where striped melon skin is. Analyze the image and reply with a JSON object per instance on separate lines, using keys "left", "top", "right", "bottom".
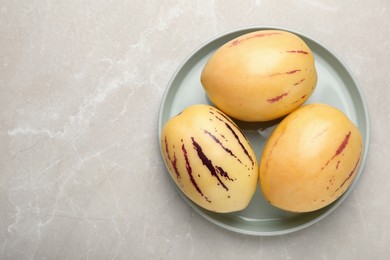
{"left": 259, "top": 104, "right": 363, "bottom": 212}
{"left": 161, "top": 105, "right": 258, "bottom": 213}
{"left": 201, "top": 30, "right": 318, "bottom": 122}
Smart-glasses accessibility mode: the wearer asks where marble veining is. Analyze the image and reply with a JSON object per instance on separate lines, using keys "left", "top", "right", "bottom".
{"left": 1, "top": 0, "right": 390, "bottom": 259}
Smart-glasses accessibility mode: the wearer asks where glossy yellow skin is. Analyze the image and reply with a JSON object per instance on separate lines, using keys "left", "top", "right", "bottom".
{"left": 201, "top": 30, "right": 317, "bottom": 122}
{"left": 161, "top": 105, "right": 258, "bottom": 213}
{"left": 259, "top": 104, "right": 363, "bottom": 212}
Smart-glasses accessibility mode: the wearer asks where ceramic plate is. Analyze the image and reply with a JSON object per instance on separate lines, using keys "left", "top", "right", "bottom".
{"left": 157, "top": 27, "right": 370, "bottom": 236}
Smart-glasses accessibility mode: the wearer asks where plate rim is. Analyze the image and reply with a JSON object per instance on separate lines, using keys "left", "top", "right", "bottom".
{"left": 157, "top": 26, "right": 370, "bottom": 236}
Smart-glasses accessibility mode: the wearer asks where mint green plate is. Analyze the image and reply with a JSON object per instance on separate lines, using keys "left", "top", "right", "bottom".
{"left": 157, "top": 27, "right": 370, "bottom": 236}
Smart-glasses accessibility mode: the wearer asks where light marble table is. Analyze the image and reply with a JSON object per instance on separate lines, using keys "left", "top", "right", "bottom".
{"left": 1, "top": 1, "right": 389, "bottom": 259}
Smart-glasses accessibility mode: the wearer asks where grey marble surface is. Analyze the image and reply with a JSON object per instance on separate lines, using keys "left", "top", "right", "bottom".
{"left": 1, "top": 0, "right": 389, "bottom": 259}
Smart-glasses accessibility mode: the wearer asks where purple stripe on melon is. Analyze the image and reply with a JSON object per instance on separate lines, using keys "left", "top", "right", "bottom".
{"left": 322, "top": 131, "right": 352, "bottom": 170}
{"left": 225, "top": 120, "right": 255, "bottom": 167}
{"left": 286, "top": 50, "right": 309, "bottom": 54}
{"left": 213, "top": 109, "right": 249, "bottom": 142}
{"left": 182, "top": 142, "right": 210, "bottom": 202}
{"left": 209, "top": 110, "right": 254, "bottom": 167}
{"left": 191, "top": 137, "right": 229, "bottom": 191}
{"left": 267, "top": 92, "right": 289, "bottom": 103}
{"left": 171, "top": 153, "right": 180, "bottom": 179}
{"left": 214, "top": 109, "right": 235, "bottom": 125}
{"left": 270, "top": 69, "right": 301, "bottom": 77}
{"left": 286, "top": 69, "right": 301, "bottom": 74}
{"left": 334, "top": 154, "right": 361, "bottom": 194}
{"left": 215, "top": 166, "right": 234, "bottom": 181}
{"left": 164, "top": 136, "right": 181, "bottom": 179}
{"left": 214, "top": 115, "right": 254, "bottom": 167}
{"left": 294, "top": 78, "right": 306, "bottom": 86}
{"left": 164, "top": 136, "right": 170, "bottom": 160}
{"left": 203, "top": 130, "right": 242, "bottom": 164}
{"left": 229, "top": 32, "right": 281, "bottom": 47}
{"left": 335, "top": 132, "right": 351, "bottom": 157}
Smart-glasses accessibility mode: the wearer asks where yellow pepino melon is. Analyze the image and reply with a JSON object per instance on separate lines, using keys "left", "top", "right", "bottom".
{"left": 201, "top": 30, "right": 317, "bottom": 122}
{"left": 161, "top": 104, "right": 258, "bottom": 213}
